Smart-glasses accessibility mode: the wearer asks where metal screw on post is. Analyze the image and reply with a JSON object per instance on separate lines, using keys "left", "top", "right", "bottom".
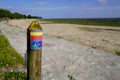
{"left": 27, "top": 21, "right": 43, "bottom": 80}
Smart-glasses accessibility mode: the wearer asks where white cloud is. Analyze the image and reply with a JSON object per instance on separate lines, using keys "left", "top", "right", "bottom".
{"left": 82, "top": 6, "right": 120, "bottom": 10}
{"left": 0, "top": 4, "right": 14, "bottom": 10}
{"left": 98, "top": 0, "right": 108, "bottom": 4}
{"left": 28, "top": 6, "right": 68, "bottom": 11}
{"left": 35, "top": 1, "right": 48, "bottom": 5}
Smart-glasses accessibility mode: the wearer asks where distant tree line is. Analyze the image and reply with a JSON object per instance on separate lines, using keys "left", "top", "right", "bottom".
{"left": 0, "top": 8, "right": 42, "bottom": 19}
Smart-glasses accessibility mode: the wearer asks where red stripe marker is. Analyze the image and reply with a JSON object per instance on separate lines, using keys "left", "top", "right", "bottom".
{"left": 30, "top": 36, "right": 42, "bottom": 40}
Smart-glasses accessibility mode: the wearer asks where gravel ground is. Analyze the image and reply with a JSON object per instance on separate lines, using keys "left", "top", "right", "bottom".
{"left": 0, "top": 21, "right": 120, "bottom": 80}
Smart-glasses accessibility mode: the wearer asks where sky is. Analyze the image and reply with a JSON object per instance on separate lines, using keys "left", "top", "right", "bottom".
{"left": 0, "top": 0, "right": 120, "bottom": 18}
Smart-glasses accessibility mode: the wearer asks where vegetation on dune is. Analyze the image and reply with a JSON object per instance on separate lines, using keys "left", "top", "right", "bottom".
{"left": 42, "top": 18, "right": 120, "bottom": 26}
{"left": 0, "top": 8, "right": 42, "bottom": 19}
{"left": 0, "top": 31, "right": 26, "bottom": 79}
{"left": 116, "top": 51, "right": 120, "bottom": 56}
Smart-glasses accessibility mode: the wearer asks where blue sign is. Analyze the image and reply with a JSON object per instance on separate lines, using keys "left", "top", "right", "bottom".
{"left": 30, "top": 40, "right": 42, "bottom": 50}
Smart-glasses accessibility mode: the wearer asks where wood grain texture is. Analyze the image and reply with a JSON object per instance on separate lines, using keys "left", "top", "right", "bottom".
{"left": 27, "top": 50, "right": 42, "bottom": 80}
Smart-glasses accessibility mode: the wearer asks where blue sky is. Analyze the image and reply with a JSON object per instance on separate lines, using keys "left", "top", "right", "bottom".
{"left": 0, "top": 0, "right": 120, "bottom": 18}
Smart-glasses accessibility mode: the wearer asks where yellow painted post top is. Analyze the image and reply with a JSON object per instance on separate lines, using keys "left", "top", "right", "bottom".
{"left": 28, "top": 21, "right": 42, "bottom": 30}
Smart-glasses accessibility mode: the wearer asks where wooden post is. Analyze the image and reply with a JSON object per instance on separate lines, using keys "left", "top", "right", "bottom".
{"left": 27, "top": 21, "right": 43, "bottom": 80}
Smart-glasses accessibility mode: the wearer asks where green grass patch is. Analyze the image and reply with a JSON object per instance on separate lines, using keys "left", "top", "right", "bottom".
{"left": 0, "top": 31, "right": 26, "bottom": 79}
{"left": 68, "top": 74, "right": 76, "bottom": 80}
{"left": 0, "top": 31, "right": 23, "bottom": 67}
{"left": 4, "top": 72, "right": 27, "bottom": 80}
{"left": 116, "top": 51, "right": 120, "bottom": 56}
{"left": 42, "top": 18, "right": 120, "bottom": 26}
{"left": 0, "top": 19, "right": 2, "bottom": 22}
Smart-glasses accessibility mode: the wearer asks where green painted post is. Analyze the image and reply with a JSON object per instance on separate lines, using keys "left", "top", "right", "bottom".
{"left": 27, "top": 21, "right": 43, "bottom": 80}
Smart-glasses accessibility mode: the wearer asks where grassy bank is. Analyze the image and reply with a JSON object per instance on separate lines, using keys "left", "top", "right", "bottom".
{"left": 0, "top": 19, "right": 2, "bottom": 22}
{"left": 42, "top": 18, "right": 120, "bottom": 26}
{"left": 0, "top": 31, "right": 26, "bottom": 79}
